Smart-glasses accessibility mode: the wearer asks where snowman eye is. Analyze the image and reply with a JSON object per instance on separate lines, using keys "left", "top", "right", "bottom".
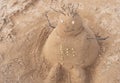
{"left": 60, "top": 19, "right": 64, "bottom": 23}
{"left": 72, "top": 21, "right": 75, "bottom": 24}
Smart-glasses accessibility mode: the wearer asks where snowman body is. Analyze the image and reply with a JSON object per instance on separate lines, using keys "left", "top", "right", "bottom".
{"left": 42, "top": 14, "right": 99, "bottom": 69}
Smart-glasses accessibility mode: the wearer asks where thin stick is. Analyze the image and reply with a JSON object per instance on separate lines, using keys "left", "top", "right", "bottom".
{"left": 87, "top": 36, "right": 109, "bottom": 40}
{"left": 45, "top": 12, "right": 55, "bottom": 28}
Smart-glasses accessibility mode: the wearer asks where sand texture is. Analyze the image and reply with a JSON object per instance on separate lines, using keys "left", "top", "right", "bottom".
{"left": 0, "top": 0, "right": 120, "bottom": 83}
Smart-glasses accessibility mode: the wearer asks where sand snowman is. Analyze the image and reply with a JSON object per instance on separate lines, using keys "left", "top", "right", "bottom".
{"left": 41, "top": 4, "right": 100, "bottom": 83}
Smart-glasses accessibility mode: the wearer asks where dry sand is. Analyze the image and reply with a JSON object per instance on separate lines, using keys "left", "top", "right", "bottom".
{"left": 0, "top": 0, "right": 120, "bottom": 83}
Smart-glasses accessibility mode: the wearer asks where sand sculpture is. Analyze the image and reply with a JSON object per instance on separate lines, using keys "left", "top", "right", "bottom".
{"left": 40, "top": 3, "right": 100, "bottom": 83}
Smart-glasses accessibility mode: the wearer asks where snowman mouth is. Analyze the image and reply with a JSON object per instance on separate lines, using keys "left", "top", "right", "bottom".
{"left": 64, "top": 29, "right": 75, "bottom": 32}
{"left": 64, "top": 27, "right": 75, "bottom": 32}
{"left": 63, "top": 27, "right": 83, "bottom": 36}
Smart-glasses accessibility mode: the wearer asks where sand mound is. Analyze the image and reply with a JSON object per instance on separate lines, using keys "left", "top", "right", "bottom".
{"left": 41, "top": 13, "right": 99, "bottom": 82}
